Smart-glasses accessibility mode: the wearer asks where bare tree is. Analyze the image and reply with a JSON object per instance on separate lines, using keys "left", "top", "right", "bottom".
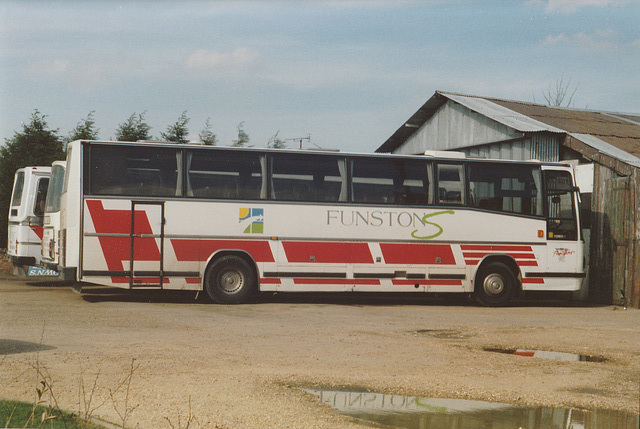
{"left": 537, "top": 76, "right": 579, "bottom": 107}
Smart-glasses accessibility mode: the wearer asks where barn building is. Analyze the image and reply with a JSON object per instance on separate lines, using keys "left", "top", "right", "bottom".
{"left": 377, "top": 91, "right": 640, "bottom": 308}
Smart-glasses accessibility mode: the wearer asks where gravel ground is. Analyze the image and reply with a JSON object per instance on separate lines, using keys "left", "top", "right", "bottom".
{"left": 0, "top": 275, "right": 639, "bottom": 428}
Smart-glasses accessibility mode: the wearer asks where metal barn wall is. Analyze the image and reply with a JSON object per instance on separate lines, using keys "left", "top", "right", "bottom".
{"left": 395, "top": 100, "right": 520, "bottom": 155}
{"left": 394, "top": 100, "right": 561, "bottom": 162}
{"left": 462, "top": 134, "right": 560, "bottom": 162}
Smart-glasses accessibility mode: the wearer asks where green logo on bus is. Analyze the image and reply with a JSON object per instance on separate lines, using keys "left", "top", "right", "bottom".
{"left": 411, "top": 210, "right": 454, "bottom": 240}
{"left": 240, "top": 208, "right": 264, "bottom": 234}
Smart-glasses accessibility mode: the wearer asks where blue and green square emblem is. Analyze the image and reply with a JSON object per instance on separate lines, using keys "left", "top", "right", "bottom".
{"left": 239, "top": 208, "right": 264, "bottom": 234}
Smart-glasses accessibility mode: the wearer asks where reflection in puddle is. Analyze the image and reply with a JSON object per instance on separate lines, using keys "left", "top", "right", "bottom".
{"left": 303, "top": 388, "right": 639, "bottom": 429}
{"left": 483, "top": 347, "right": 607, "bottom": 362}
{"left": 0, "top": 339, "right": 55, "bottom": 355}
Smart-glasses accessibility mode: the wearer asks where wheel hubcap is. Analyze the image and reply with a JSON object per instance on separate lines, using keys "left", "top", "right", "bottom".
{"left": 483, "top": 273, "right": 505, "bottom": 296}
{"left": 220, "top": 269, "right": 244, "bottom": 293}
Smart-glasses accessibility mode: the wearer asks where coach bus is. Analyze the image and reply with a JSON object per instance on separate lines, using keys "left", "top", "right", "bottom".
{"left": 57, "top": 140, "right": 584, "bottom": 306}
{"left": 41, "top": 161, "right": 66, "bottom": 271}
{"left": 7, "top": 166, "right": 51, "bottom": 274}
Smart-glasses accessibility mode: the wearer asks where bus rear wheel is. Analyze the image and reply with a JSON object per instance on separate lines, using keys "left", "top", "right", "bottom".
{"left": 474, "top": 262, "right": 517, "bottom": 307}
{"left": 204, "top": 255, "right": 257, "bottom": 304}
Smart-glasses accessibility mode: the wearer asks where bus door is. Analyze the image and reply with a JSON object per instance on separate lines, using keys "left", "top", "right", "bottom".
{"left": 543, "top": 169, "right": 583, "bottom": 288}
{"left": 130, "top": 201, "right": 165, "bottom": 288}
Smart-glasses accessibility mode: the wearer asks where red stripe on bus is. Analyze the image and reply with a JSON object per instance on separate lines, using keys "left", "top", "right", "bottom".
{"left": 517, "top": 261, "right": 539, "bottom": 267}
{"left": 392, "top": 279, "right": 463, "bottom": 286}
{"left": 465, "top": 260, "right": 480, "bottom": 266}
{"left": 30, "top": 226, "right": 44, "bottom": 240}
{"left": 522, "top": 278, "right": 545, "bottom": 284}
{"left": 260, "top": 278, "right": 281, "bottom": 284}
{"left": 86, "top": 200, "right": 160, "bottom": 271}
{"left": 380, "top": 243, "right": 455, "bottom": 265}
{"left": 172, "top": 239, "right": 275, "bottom": 263}
{"left": 282, "top": 241, "right": 373, "bottom": 264}
{"left": 293, "top": 278, "right": 380, "bottom": 285}
{"left": 185, "top": 278, "right": 201, "bottom": 284}
{"left": 460, "top": 245, "right": 533, "bottom": 252}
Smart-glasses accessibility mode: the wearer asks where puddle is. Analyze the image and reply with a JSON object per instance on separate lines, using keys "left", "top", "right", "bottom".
{"left": 303, "top": 388, "right": 639, "bottom": 429}
{"left": 484, "top": 347, "right": 607, "bottom": 362}
{"left": 0, "top": 339, "right": 55, "bottom": 355}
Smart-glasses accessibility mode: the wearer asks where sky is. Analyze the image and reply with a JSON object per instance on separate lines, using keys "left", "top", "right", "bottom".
{"left": 1, "top": 0, "right": 639, "bottom": 153}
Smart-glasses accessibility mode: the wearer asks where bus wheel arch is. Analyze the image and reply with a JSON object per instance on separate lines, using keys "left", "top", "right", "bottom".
{"left": 203, "top": 251, "right": 258, "bottom": 304}
{"left": 473, "top": 257, "right": 521, "bottom": 307}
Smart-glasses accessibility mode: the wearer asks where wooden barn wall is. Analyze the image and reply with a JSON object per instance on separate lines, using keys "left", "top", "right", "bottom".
{"left": 630, "top": 169, "right": 640, "bottom": 309}
{"left": 589, "top": 164, "right": 640, "bottom": 308}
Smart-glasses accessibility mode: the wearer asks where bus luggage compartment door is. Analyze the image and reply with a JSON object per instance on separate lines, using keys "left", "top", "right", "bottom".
{"left": 130, "top": 201, "right": 165, "bottom": 288}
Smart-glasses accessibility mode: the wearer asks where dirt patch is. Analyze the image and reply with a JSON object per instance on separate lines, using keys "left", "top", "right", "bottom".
{"left": 412, "top": 328, "right": 473, "bottom": 339}
{"left": 0, "top": 252, "right": 13, "bottom": 276}
{"left": 0, "top": 280, "right": 638, "bottom": 428}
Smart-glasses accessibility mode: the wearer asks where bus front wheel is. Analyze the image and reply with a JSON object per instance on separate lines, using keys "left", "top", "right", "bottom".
{"left": 204, "top": 256, "right": 257, "bottom": 304}
{"left": 474, "top": 262, "right": 517, "bottom": 307}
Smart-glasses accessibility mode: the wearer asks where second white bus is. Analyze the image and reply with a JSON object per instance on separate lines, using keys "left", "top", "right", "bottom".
{"left": 7, "top": 166, "right": 51, "bottom": 274}
{"left": 41, "top": 160, "right": 66, "bottom": 271}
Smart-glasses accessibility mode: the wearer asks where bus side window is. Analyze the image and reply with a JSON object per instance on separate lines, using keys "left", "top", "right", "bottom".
{"left": 270, "top": 153, "right": 345, "bottom": 203}
{"left": 34, "top": 178, "right": 49, "bottom": 217}
{"left": 11, "top": 171, "right": 25, "bottom": 208}
{"left": 187, "top": 150, "right": 263, "bottom": 200}
{"left": 468, "top": 163, "right": 542, "bottom": 216}
{"left": 351, "top": 158, "right": 430, "bottom": 206}
{"left": 89, "top": 145, "right": 179, "bottom": 197}
{"left": 437, "top": 164, "right": 464, "bottom": 205}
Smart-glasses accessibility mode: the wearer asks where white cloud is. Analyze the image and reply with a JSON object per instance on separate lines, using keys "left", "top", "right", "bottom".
{"left": 541, "top": 29, "right": 620, "bottom": 50}
{"left": 541, "top": 33, "right": 569, "bottom": 45}
{"left": 25, "top": 59, "right": 70, "bottom": 76}
{"left": 186, "top": 48, "right": 259, "bottom": 71}
{"left": 23, "top": 56, "right": 164, "bottom": 93}
{"left": 526, "top": 0, "right": 633, "bottom": 13}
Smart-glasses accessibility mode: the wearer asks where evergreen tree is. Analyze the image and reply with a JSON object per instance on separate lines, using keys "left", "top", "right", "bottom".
{"left": 199, "top": 117, "right": 218, "bottom": 146}
{"left": 115, "top": 111, "right": 152, "bottom": 141}
{"left": 161, "top": 111, "right": 190, "bottom": 144}
{"left": 65, "top": 111, "right": 99, "bottom": 144}
{"left": 267, "top": 131, "right": 286, "bottom": 149}
{"left": 232, "top": 121, "right": 249, "bottom": 147}
{"left": 0, "top": 110, "right": 65, "bottom": 247}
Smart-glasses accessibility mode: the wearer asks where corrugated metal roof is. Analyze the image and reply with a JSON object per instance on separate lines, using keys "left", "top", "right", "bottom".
{"left": 442, "top": 92, "right": 565, "bottom": 133}
{"left": 489, "top": 98, "right": 640, "bottom": 159}
{"left": 377, "top": 90, "right": 640, "bottom": 169}
{"left": 569, "top": 133, "right": 640, "bottom": 168}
